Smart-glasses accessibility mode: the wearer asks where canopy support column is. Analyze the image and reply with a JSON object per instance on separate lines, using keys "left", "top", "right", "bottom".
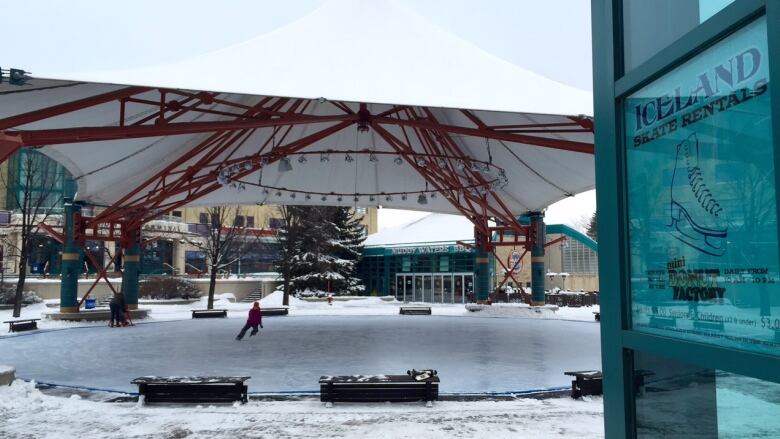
{"left": 59, "top": 198, "right": 82, "bottom": 313}
{"left": 530, "top": 212, "right": 546, "bottom": 306}
{"left": 121, "top": 227, "right": 141, "bottom": 310}
{"left": 474, "top": 224, "right": 491, "bottom": 302}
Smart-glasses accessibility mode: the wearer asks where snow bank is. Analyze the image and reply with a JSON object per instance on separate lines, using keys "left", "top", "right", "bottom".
{"left": 0, "top": 379, "right": 604, "bottom": 438}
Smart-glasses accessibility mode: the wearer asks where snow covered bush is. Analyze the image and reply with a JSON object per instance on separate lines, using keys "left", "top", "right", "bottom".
{"left": 0, "top": 285, "right": 43, "bottom": 304}
{"left": 140, "top": 276, "right": 202, "bottom": 300}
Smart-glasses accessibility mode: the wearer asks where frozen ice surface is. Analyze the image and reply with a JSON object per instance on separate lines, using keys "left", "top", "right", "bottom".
{"left": 0, "top": 315, "right": 600, "bottom": 394}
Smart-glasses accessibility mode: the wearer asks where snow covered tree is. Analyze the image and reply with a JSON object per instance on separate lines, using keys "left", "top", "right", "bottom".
{"left": 328, "top": 207, "right": 366, "bottom": 295}
{"left": 281, "top": 206, "right": 366, "bottom": 296}
{"left": 274, "top": 205, "right": 306, "bottom": 306}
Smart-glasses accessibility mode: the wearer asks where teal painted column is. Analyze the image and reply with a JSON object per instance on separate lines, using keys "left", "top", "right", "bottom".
{"left": 382, "top": 256, "right": 391, "bottom": 296}
{"left": 121, "top": 228, "right": 140, "bottom": 310}
{"left": 530, "top": 212, "right": 546, "bottom": 306}
{"left": 474, "top": 251, "right": 490, "bottom": 301}
{"left": 59, "top": 198, "right": 81, "bottom": 313}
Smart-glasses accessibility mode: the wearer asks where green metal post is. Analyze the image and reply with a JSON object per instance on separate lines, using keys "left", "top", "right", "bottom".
{"left": 121, "top": 228, "right": 140, "bottom": 310}
{"left": 530, "top": 212, "right": 546, "bottom": 306}
{"left": 474, "top": 251, "right": 490, "bottom": 301}
{"left": 59, "top": 198, "right": 81, "bottom": 313}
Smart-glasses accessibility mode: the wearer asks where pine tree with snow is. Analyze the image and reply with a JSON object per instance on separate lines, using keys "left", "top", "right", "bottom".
{"left": 281, "top": 206, "right": 366, "bottom": 296}
{"left": 327, "top": 207, "right": 366, "bottom": 295}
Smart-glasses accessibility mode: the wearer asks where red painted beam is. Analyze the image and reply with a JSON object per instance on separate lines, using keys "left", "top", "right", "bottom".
{"left": 12, "top": 114, "right": 357, "bottom": 147}
{"left": 374, "top": 116, "right": 594, "bottom": 154}
{"left": 0, "top": 86, "right": 151, "bottom": 130}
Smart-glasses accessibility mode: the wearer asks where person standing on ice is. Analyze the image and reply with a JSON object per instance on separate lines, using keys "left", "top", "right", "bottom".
{"left": 108, "top": 292, "right": 126, "bottom": 327}
{"left": 236, "top": 302, "right": 263, "bottom": 340}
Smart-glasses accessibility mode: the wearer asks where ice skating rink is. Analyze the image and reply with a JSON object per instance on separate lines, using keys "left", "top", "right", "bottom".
{"left": 0, "top": 315, "right": 601, "bottom": 394}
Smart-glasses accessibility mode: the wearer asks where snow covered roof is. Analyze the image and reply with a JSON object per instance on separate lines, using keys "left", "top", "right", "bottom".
{"left": 365, "top": 213, "right": 474, "bottom": 246}
{"left": 38, "top": 0, "right": 593, "bottom": 116}
{"left": 0, "top": 0, "right": 594, "bottom": 218}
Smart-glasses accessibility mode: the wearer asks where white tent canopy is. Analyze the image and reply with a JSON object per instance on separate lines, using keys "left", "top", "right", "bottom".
{"left": 0, "top": 0, "right": 594, "bottom": 220}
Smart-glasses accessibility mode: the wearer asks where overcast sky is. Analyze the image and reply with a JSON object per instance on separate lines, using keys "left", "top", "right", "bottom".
{"left": 2, "top": 0, "right": 595, "bottom": 230}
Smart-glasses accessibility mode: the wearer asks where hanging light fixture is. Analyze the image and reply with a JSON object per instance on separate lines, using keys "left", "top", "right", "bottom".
{"left": 416, "top": 157, "right": 427, "bottom": 167}
{"left": 401, "top": 194, "right": 408, "bottom": 201}
{"left": 278, "top": 157, "right": 293, "bottom": 172}
{"left": 320, "top": 152, "right": 330, "bottom": 162}
{"left": 305, "top": 194, "right": 312, "bottom": 200}
{"left": 394, "top": 155, "right": 403, "bottom": 165}
{"left": 369, "top": 152, "right": 379, "bottom": 163}
{"left": 337, "top": 195, "right": 343, "bottom": 202}
{"left": 437, "top": 159, "right": 447, "bottom": 169}
{"left": 456, "top": 160, "right": 466, "bottom": 171}
{"left": 385, "top": 195, "right": 392, "bottom": 202}
{"left": 298, "top": 155, "right": 307, "bottom": 163}
{"left": 345, "top": 153, "right": 355, "bottom": 163}
{"left": 417, "top": 193, "right": 428, "bottom": 205}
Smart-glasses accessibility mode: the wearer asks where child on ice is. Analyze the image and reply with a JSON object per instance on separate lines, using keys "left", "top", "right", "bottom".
{"left": 236, "top": 302, "right": 263, "bottom": 340}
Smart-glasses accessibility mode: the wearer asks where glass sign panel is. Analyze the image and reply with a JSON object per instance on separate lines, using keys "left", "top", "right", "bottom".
{"left": 625, "top": 17, "right": 780, "bottom": 356}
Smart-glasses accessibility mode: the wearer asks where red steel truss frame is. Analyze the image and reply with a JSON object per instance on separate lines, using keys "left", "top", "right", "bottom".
{"left": 0, "top": 87, "right": 594, "bottom": 255}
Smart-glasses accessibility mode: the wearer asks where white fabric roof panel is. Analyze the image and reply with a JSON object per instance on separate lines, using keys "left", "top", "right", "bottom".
{"left": 0, "top": 0, "right": 594, "bottom": 217}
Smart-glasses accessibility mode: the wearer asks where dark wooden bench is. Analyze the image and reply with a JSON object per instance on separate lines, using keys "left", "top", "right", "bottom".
{"left": 191, "top": 309, "right": 227, "bottom": 319}
{"left": 4, "top": 319, "right": 40, "bottom": 333}
{"left": 399, "top": 307, "right": 432, "bottom": 315}
{"left": 593, "top": 311, "right": 600, "bottom": 321}
{"left": 564, "top": 370, "right": 602, "bottom": 398}
{"left": 131, "top": 376, "right": 249, "bottom": 404}
{"left": 320, "top": 372, "right": 439, "bottom": 407}
{"left": 262, "top": 307, "right": 288, "bottom": 316}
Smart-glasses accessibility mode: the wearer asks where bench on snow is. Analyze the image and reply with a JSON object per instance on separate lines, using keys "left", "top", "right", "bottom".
{"left": 399, "top": 306, "right": 431, "bottom": 315}
{"left": 261, "top": 307, "right": 288, "bottom": 316}
{"left": 4, "top": 318, "right": 40, "bottom": 333}
{"left": 191, "top": 309, "right": 227, "bottom": 319}
{"left": 131, "top": 376, "right": 249, "bottom": 404}
{"left": 564, "top": 370, "right": 602, "bottom": 398}
{"left": 320, "top": 371, "right": 439, "bottom": 407}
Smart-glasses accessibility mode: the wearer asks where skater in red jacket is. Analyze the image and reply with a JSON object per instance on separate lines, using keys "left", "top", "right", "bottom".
{"left": 236, "top": 302, "right": 263, "bottom": 340}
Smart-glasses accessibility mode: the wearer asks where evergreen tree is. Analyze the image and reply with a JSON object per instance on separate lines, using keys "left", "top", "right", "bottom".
{"left": 279, "top": 206, "right": 366, "bottom": 296}
{"left": 586, "top": 211, "right": 597, "bottom": 241}
{"left": 328, "top": 207, "right": 366, "bottom": 295}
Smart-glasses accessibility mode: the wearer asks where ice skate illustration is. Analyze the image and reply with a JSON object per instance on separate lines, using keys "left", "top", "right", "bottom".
{"left": 668, "top": 133, "right": 727, "bottom": 256}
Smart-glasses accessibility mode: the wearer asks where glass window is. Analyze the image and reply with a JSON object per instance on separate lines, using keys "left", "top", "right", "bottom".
{"left": 234, "top": 215, "right": 245, "bottom": 227}
{"left": 198, "top": 213, "right": 208, "bottom": 224}
{"left": 634, "top": 350, "right": 780, "bottom": 437}
{"left": 268, "top": 217, "right": 284, "bottom": 229}
{"left": 623, "top": 0, "right": 736, "bottom": 71}
{"left": 624, "top": 17, "right": 780, "bottom": 356}
{"left": 439, "top": 255, "right": 450, "bottom": 272}
{"left": 246, "top": 216, "right": 255, "bottom": 228}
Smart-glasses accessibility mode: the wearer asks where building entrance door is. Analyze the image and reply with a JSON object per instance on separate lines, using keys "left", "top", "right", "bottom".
{"left": 433, "top": 275, "right": 444, "bottom": 303}
{"left": 413, "top": 275, "right": 423, "bottom": 302}
{"left": 422, "top": 275, "right": 433, "bottom": 302}
{"left": 395, "top": 275, "right": 405, "bottom": 301}
{"left": 443, "top": 275, "right": 453, "bottom": 303}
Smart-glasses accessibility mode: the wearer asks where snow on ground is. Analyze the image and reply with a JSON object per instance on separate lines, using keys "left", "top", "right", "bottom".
{"left": 0, "top": 290, "right": 599, "bottom": 335}
{"left": 0, "top": 379, "right": 604, "bottom": 439}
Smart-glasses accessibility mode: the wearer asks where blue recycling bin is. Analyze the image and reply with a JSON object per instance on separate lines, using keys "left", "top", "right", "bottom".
{"left": 85, "top": 298, "right": 96, "bottom": 309}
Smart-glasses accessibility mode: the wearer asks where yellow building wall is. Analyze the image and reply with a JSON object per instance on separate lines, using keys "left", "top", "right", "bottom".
{"left": 178, "top": 205, "right": 378, "bottom": 234}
